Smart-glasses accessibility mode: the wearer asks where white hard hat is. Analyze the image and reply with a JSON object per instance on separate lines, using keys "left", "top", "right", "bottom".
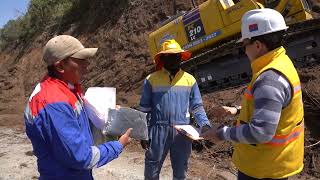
{"left": 238, "top": 8, "right": 288, "bottom": 43}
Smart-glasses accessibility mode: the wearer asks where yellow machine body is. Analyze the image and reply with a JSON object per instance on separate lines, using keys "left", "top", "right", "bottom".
{"left": 148, "top": 0, "right": 312, "bottom": 59}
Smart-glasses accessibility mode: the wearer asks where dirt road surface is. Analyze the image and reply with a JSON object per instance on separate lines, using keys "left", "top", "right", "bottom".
{"left": 0, "top": 126, "right": 237, "bottom": 180}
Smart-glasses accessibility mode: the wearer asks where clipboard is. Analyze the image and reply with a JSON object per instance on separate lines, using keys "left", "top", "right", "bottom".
{"left": 174, "top": 125, "right": 204, "bottom": 141}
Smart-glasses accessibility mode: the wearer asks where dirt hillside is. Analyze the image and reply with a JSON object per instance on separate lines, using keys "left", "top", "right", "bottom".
{"left": 0, "top": 0, "right": 319, "bottom": 179}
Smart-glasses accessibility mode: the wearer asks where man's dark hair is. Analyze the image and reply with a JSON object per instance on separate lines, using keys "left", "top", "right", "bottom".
{"left": 47, "top": 65, "right": 59, "bottom": 78}
{"left": 251, "top": 30, "right": 286, "bottom": 51}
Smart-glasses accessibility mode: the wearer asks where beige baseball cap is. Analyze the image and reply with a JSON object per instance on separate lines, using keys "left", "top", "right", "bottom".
{"left": 43, "top": 35, "right": 98, "bottom": 65}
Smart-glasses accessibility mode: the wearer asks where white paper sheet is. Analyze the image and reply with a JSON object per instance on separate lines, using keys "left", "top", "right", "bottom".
{"left": 84, "top": 87, "right": 148, "bottom": 140}
{"left": 84, "top": 87, "right": 116, "bottom": 129}
{"left": 174, "top": 125, "right": 203, "bottom": 140}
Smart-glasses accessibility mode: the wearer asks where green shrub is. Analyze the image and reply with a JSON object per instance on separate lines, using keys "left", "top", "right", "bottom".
{"left": 0, "top": 0, "right": 82, "bottom": 51}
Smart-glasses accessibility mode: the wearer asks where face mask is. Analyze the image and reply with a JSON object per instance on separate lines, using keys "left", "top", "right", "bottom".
{"left": 161, "top": 54, "right": 182, "bottom": 74}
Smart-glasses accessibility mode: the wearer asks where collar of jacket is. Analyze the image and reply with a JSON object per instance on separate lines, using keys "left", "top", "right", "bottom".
{"left": 42, "top": 75, "right": 83, "bottom": 95}
{"left": 251, "top": 46, "right": 286, "bottom": 74}
{"left": 161, "top": 68, "right": 183, "bottom": 78}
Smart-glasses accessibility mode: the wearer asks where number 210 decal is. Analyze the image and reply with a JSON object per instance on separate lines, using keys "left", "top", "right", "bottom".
{"left": 185, "top": 19, "right": 206, "bottom": 42}
{"left": 189, "top": 26, "right": 202, "bottom": 41}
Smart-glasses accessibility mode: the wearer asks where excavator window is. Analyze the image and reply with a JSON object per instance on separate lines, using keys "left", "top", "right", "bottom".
{"left": 219, "top": 0, "right": 235, "bottom": 9}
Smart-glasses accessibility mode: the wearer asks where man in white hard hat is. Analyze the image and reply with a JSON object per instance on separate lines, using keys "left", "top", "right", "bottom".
{"left": 202, "top": 9, "right": 304, "bottom": 180}
{"left": 24, "top": 35, "right": 132, "bottom": 179}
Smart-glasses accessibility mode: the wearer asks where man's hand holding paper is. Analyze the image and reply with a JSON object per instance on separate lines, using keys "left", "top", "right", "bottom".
{"left": 174, "top": 125, "right": 204, "bottom": 141}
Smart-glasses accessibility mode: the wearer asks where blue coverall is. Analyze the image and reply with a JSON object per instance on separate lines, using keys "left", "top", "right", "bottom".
{"left": 140, "top": 69, "right": 211, "bottom": 180}
{"left": 24, "top": 76, "right": 123, "bottom": 180}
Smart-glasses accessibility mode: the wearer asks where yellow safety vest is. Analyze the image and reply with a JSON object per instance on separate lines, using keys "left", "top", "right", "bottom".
{"left": 233, "top": 47, "right": 304, "bottom": 179}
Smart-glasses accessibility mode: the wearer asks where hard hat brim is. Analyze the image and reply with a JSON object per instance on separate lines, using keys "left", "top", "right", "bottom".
{"left": 154, "top": 49, "right": 191, "bottom": 70}
{"left": 237, "top": 26, "right": 289, "bottom": 43}
{"left": 237, "top": 37, "right": 245, "bottom": 43}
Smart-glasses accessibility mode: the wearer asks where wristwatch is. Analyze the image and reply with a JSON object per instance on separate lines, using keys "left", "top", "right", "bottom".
{"left": 234, "top": 105, "right": 241, "bottom": 115}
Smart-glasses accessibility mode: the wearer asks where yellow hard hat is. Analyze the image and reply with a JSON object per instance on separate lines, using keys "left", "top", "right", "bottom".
{"left": 154, "top": 39, "right": 191, "bottom": 70}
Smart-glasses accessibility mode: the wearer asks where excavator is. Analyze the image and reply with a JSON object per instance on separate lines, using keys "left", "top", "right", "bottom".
{"left": 148, "top": 0, "right": 320, "bottom": 93}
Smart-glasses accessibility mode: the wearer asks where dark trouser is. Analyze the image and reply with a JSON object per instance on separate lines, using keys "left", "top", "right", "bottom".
{"left": 144, "top": 124, "right": 192, "bottom": 180}
{"left": 238, "top": 171, "right": 289, "bottom": 180}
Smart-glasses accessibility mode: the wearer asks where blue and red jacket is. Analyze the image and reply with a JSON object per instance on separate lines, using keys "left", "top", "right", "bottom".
{"left": 24, "top": 76, "right": 123, "bottom": 180}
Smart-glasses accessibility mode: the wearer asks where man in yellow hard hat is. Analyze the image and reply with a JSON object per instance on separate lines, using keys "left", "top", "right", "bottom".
{"left": 139, "top": 39, "right": 211, "bottom": 180}
{"left": 201, "top": 9, "right": 304, "bottom": 180}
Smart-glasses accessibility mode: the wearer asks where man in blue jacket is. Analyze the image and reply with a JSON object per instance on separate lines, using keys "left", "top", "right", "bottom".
{"left": 139, "top": 39, "right": 211, "bottom": 180}
{"left": 24, "top": 35, "right": 132, "bottom": 180}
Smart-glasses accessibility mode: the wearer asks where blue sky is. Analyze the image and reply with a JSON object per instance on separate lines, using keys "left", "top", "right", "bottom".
{"left": 0, "top": 0, "right": 30, "bottom": 28}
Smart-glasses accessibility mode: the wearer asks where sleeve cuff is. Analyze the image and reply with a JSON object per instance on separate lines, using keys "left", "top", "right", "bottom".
{"left": 217, "top": 126, "right": 230, "bottom": 141}
{"left": 100, "top": 140, "right": 123, "bottom": 155}
{"left": 139, "top": 106, "right": 151, "bottom": 113}
{"left": 198, "top": 120, "right": 211, "bottom": 128}
{"left": 113, "top": 141, "right": 124, "bottom": 152}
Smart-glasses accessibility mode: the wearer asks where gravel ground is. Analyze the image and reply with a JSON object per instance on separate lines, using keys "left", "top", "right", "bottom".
{"left": 0, "top": 126, "right": 172, "bottom": 180}
{"left": 0, "top": 126, "right": 237, "bottom": 180}
{"left": 0, "top": 127, "right": 172, "bottom": 180}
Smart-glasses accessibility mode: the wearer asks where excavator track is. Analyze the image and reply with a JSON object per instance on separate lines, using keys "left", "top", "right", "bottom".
{"left": 182, "top": 18, "right": 320, "bottom": 93}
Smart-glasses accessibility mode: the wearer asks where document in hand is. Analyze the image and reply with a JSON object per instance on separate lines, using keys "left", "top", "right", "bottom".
{"left": 174, "top": 125, "right": 204, "bottom": 141}
{"left": 106, "top": 107, "right": 148, "bottom": 140}
{"left": 84, "top": 87, "right": 148, "bottom": 140}
{"left": 84, "top": 87, "right": 116, "bottom": 129}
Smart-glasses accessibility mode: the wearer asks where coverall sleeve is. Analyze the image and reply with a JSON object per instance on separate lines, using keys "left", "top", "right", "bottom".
{"left": 42, "top": 103, "right": 123, "bottom": 169}
{"left": 139, "top": 79, "right": 152, "bottom": 113}
{"left": 189, "top": 82, "right": 211, "bottom": 127}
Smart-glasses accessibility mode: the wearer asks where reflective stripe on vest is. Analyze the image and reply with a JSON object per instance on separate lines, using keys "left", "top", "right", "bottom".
{"left": 244, "top": 83, "right": 301, "bottom": 99}
{"left": 293, "top": 83, "right": 302, "bottom": 95}
{"left": 265, "top": 122, "right": 304, "bottom": 146}
{"left": 235, "top": 120, "right": 303, "bottom": 146}
{"left": 244, "top": 86, "right": 253, "bottom": 100}
{"left": 241, "top": 82, "right": 303, "bottom": 146}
